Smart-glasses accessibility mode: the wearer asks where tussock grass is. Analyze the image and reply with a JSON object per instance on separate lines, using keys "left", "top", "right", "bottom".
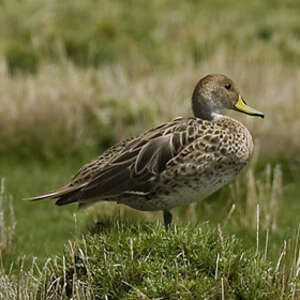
{"left": 1, "top": 221, "right": 300, "bottom": 299}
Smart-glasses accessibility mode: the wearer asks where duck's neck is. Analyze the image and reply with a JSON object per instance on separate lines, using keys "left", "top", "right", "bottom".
{"left": 192, "top": 96, "right": 220, "bottom": 121}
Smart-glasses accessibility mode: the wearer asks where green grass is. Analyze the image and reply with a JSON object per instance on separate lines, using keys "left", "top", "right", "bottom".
{"left": 1, "top": 154, "right": 300, "bottom": 263}
{"left": 2, "top": 0, "right": 300, "bottom": 72}
{"left": 1, "top": 156, "right": 91, "bottom": 264}
{"left": 51, "top": 221, "right": 279, "bottom": 299}
{"left": 2, "top": 220, "right": 299, "bottom": 299}
{"left": 1, "top": 152, "right": 300, "bottom": 298}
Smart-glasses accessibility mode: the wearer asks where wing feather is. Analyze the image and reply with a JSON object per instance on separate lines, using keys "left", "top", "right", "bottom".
{"left": 79, "top": 134, "right": 175, "bottom": 201}
{"left": 27, "top": 117, "right": 199, "bottom": 206}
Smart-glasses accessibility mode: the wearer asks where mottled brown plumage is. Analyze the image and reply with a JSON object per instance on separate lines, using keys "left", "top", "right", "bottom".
{"left": 29, "top": 74, "right": 264, "bottom": 228}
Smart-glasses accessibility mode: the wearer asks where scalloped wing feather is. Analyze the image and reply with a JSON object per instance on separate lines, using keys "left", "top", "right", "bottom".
{"left": 28, "top": 117, "right": 200, "bottom": 206}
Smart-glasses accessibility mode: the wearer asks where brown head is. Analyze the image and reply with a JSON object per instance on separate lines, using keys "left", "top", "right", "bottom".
{"left": 192, "top": 74, "right": 264, "bottom": 120}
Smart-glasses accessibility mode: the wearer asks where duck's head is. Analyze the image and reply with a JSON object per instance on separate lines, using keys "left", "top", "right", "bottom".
{"left": 192, "top": 74, "right": 264, "bottom": 121}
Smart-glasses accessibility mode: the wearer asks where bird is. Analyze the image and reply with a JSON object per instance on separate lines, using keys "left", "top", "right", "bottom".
{"left": 29, "top": 74, "right": 264, "bottom": 228}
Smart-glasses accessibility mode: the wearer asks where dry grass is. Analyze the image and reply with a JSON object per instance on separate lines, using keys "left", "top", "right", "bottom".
{"left": 1, "top": 0, "right": 300, "bottom": 158}
{"left": 228, "top": 160, "right": 282, "bottom": 232}
{"left": 0, "top": 178, "right": 16, "bottom": 257}
{"left": 0, "top": 54, "right": 300, "bottom": 159}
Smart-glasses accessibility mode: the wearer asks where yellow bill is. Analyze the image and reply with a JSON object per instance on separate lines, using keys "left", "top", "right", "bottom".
{"left": 235, "top": 95, "right": 264, "bottom": 118}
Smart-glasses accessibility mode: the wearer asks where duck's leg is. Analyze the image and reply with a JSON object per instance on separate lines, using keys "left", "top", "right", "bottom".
{"left": 163, "top": 210, "right": 172, "bottom": 229}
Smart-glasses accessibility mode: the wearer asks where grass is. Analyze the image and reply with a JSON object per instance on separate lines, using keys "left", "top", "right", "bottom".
{"left": 37, "top": 222, "right": 286, "bottom": 299}
{"left": 1, "top": 220, "right": 300, "bottom": 299}
{"left": 0, "top": 156, "right": 91, "bottom": 264}
{"left": 1, "top": 60, "right": 300, "bottom": 160}
{"left": 0, "top": 154, "right": 299, "bottom": 259}
{"left": 1, "top": 0, "right": 300, "bottom": 298}
{"left": 0, "top": 178, "right": 16, "bottom": 257}
{"left": 0, "top": 1, "right": 300, "bottom": 159}
{"left": 0, "top": 154, "right": 290, "bottom": 261}
{"left": 2, "top": 0, "right": 300, "bottom": 71}
{"left": 1, "top": 147, "right": 300, "bottom": 298}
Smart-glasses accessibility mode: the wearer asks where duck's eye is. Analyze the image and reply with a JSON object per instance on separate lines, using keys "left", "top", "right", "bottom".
{"left": 225, "top": 83, "right": 231, "bottom": 90}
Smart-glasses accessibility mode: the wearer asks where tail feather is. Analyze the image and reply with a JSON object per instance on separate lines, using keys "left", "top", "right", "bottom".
{"left": 25, "top": 192, "right": 65, "bottom": 201}
{"left": 25, "top": 184, "right": 86, "bottom": 202}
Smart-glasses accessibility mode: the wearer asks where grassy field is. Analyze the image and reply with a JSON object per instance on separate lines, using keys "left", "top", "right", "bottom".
{"left": 1, "top": 0, "right": 300, "bottom": 298}
{"left": 3, "top": 220, "right": 300, "bottom": 299}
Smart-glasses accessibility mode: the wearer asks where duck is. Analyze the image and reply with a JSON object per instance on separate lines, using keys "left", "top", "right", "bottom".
{"left": 29, "top": 74, "right": 264, "bottom": 228}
